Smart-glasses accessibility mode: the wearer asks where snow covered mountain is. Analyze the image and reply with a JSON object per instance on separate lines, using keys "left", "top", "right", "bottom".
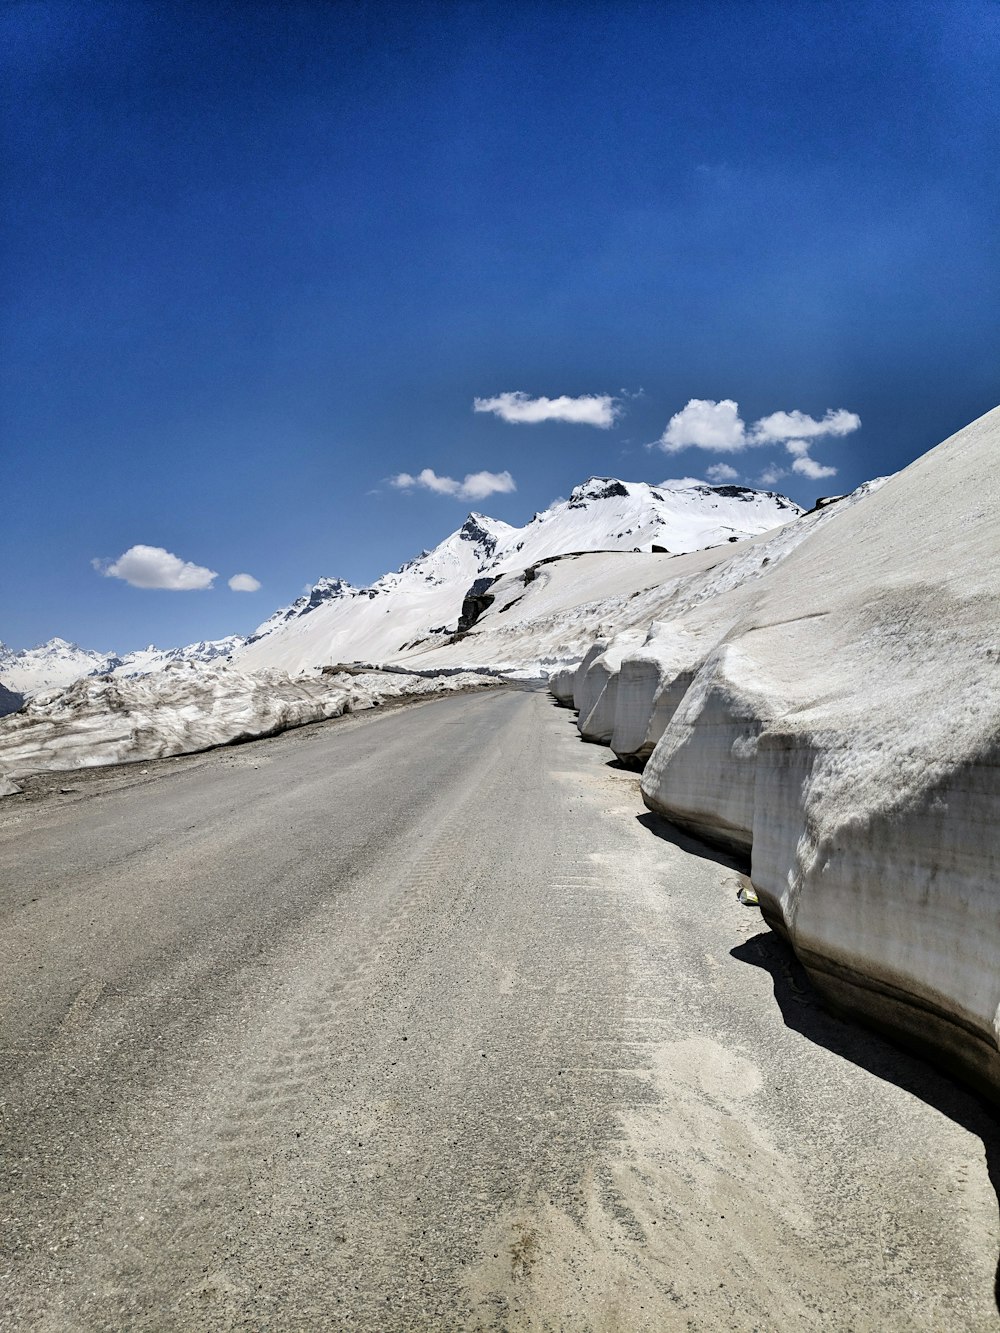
{"left": 488, "top": 477, "right": 800, "bottom": 574}
{"left": 235, "top": 480, "right": 801, "bottom": 675}
{"left": 236, "top": 512, "right": 516, "bottom": 674}
{"left": 0, "top": 635, "right": 243, "bottom": 698}
{"left": 110, "top": 636, "right": 245, "bottom": 678}
{"left": 0, "top": 638, "right": 115, "bottom": 697}
{"left": 1, "top": 478, "right": 801, "bottom": 693}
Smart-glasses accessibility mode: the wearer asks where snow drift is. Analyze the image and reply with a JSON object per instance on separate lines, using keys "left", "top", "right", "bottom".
{"left": 0, "top": 664, "right": 494, "bottom": 780}
{"left": 551, "top": 407, "right": 1000, "bottom": 1102}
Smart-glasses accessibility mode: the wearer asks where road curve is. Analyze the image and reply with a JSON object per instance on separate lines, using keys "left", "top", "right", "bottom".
{"left": 1, "top": 687, "right": 997, "bottom": 1330}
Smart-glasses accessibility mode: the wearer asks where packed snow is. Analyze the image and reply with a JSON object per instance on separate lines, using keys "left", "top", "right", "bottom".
{"left": 0, "top": 664, "right": 495, "bottom": 779}
{"left": 549, "top": 406, "right": 1000, "bottom": 1102}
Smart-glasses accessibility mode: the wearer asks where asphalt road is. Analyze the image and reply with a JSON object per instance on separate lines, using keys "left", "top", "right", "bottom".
{"left": 1, "top": 687, "right": 997, "bottom": 1330}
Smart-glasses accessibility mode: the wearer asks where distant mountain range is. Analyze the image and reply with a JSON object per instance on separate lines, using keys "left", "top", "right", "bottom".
{"left": 0, "top": 635, "right": 244, "bottom": 704}
{"left": 0, "top": 477, "right": 801, "bottom": 703}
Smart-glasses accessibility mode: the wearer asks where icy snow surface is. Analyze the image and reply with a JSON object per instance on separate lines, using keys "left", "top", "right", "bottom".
{"left": 547, "top": 406, "right": 1000, "bottom": 1101}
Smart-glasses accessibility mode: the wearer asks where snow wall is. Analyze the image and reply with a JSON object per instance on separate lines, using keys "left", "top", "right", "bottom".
{"left": 0, "top": 665, "right": 495, "bottom": 779}
{"left": 555, "top": 406, "right": 1000, "bottom": 1103}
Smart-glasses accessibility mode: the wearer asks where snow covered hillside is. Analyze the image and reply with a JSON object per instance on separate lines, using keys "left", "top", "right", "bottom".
{"left": 234, "top": 481, "right": 800, "bottom": 675}
{"left": 549, "top": 405, "right": 1000, "bottom": 1103}
{"left": 236, "top": 514, "right": 515, "bottom": 674}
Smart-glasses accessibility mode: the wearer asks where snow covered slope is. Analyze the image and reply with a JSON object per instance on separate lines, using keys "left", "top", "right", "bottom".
{"left": 549, "top": 405, "right": 1000, "bottom": 1102}
{"left": 234, "top": 482, "right": 800, "bottom": 675}
{"left": 490, "top": 477, "right": 800, "bottom": 572}
{"left": 235, "top": 514, "right": 516, "bottom": 675}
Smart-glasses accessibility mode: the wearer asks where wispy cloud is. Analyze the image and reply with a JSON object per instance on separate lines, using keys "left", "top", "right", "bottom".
{"left": 752, "top": 408, "right": 860, "bottom": 443}
{"left": 391, "top": 468, "right": 516, "bottom": 501}
{"left": 705, "top": 462, "right": 739, "bottom": 482}
{"left": 93, "top": 545, "right": 217, "bottom": 590}
{"left": 790, "top": 454, "right": 838, "bottom": 479}
{"left": 474, "top": 391, "right": 620, "bottom": 428}
{"left": 759, "top": 464, "right": 788, "bottom": 486}
{"left": 229, "top": 573, "right": 261, "bottom": 592}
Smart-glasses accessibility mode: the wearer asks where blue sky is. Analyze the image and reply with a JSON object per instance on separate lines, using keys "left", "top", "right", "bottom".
{"left": 3, "top": 0, "right": 998, "bottom": 653}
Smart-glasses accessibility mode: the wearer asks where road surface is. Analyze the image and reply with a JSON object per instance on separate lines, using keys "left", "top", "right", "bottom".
{"left": 1, "top": 687, "right": 997, "bottom": 1330}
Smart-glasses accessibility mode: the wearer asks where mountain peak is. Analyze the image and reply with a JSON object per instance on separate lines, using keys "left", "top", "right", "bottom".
{"left": 459, "top": 512, "right": 512, "bottom": 556}
{"left": 568, "top": 477, "right": 631, "bottom": 507}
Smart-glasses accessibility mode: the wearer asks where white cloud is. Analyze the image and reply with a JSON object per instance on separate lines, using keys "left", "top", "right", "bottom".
{"left": 751, "top": 408, "right": 860, "bottom": 444}
{"left": 783, "top": 438, "right": 838, "bottom": 478}
{"left": 656, "top": 399, "right": 861, "bottom": 462}
{"left": 94, "top": 545, "right": 217, "bottom": 590}
{"left": 658, "top": 398, "right": 746, "bottom": 453}
{"left": 228, "top": 573, "right": 261, "bottom": 592}
{"left": 705, "top": 462, "right": 739, "bottom": 482}
{"left": 791, "top": 455, "right": 838, "bottom": 479}
{"left": 391, "top": 468, "right": 516, "bottom": 501}
{"left": 473, "top": 391, "right": 620, "bottom": 428}
{"left": 659, "top": 476, "right": 706, "bottom": 489}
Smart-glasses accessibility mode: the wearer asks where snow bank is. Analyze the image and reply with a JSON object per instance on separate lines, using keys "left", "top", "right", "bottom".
{"left": 0, "top": 663, "right": 494, "bottom": 782}
{"left": 575, "top": 633, "right": 645, "bottom": 745}
{"left": 551, "top": 406, "right": 1000, "bottom": 1101}
{"left": 548, "top": 666, "right": 578, "bottom": 706}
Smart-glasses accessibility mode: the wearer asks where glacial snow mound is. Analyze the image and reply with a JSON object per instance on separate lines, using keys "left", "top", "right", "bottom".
{"left": 551, "top": 404, "right": 1000, "bottom": 1102}
{"left": 0, "top": 663, "right": 495, "bottom": 779}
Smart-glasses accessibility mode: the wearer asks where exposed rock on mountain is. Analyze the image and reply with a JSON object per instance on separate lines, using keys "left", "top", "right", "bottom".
{"left": 0, "top": 681, "right": 24, "bottom": 718}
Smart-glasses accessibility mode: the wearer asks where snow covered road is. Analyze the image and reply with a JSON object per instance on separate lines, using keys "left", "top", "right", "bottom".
{"left": 1, "top": 689, "right": 997, "bottom": 1330}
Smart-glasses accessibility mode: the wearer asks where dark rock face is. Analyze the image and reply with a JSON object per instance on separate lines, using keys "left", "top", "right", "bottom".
{"left": 0, "top": 682, "right": 24, "bottom": 717}
{"left": 459, "top": 515, "right": 501, "bottom": 559}
{"left": 456, "top": 576, "right": 498, "bottom": 633}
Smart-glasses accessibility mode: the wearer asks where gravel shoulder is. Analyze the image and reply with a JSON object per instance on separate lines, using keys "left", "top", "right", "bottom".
{"left": 0, "top": 688, "right": 996, "bottom": 1330}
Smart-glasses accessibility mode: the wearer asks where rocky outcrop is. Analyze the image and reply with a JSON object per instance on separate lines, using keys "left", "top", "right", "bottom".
{"left": 0, "top": 682, "right": 23, "bottom": 718}
{"left": 457, "top": 576, "right": 498, "bottom": 633}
